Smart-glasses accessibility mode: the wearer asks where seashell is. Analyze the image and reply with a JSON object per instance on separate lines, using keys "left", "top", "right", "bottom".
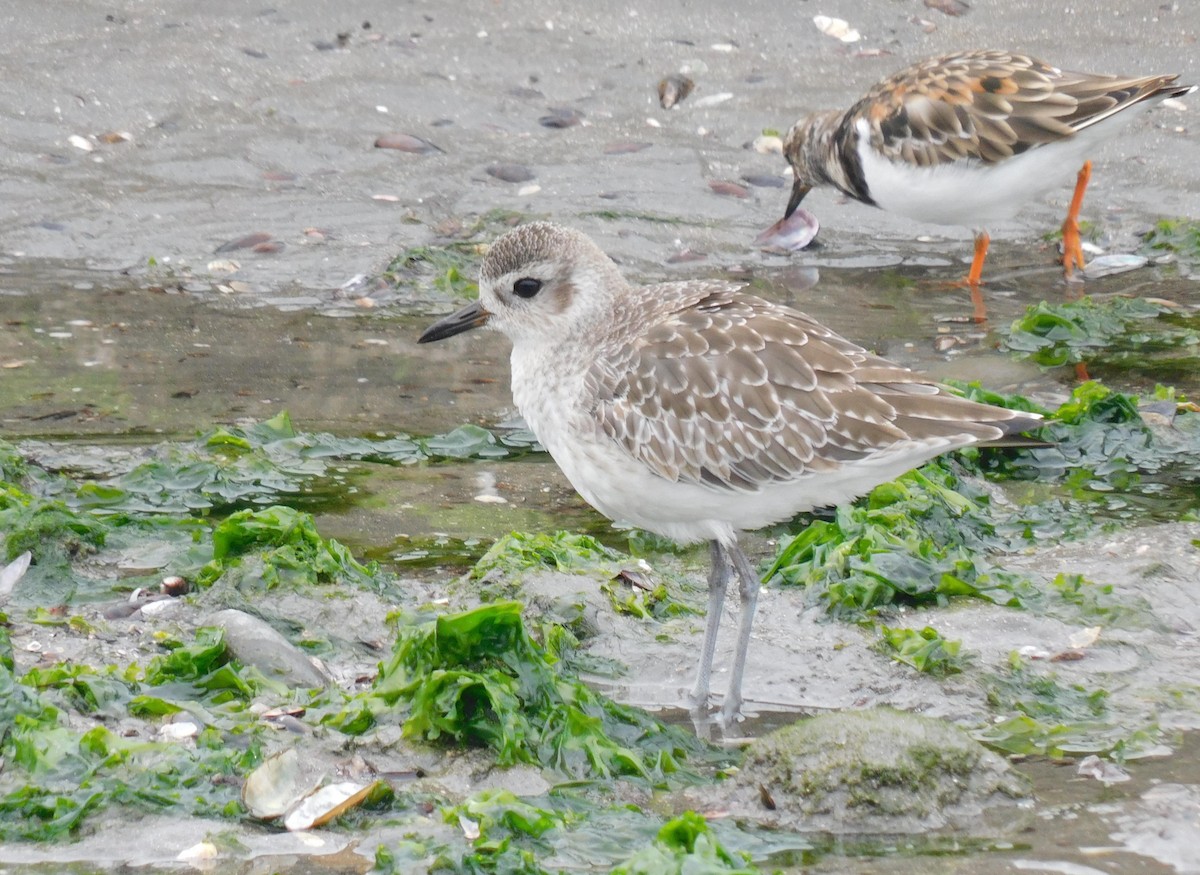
{"left": 1, "top": 551, "right": 31, "bottom": 599}
{"left": 1068, "top": 626, "right": 1102, "bottom": 649}
{"left": 140, "top": 598, "right": 184, "bottom": 619}
{"left": 97, "top": 131, "right": 132, "bottom": 144}
{"left": 177, "top": 842, "right": 219, "bottom": 863}
{"left": 613, "top": 568, "right": 653, "bottom": 591}
{"left": 538, "top": 107, "right": 583, "bottom": 128}
{"left": 242, "top": 749, "right": 303, "bottom": 820}
{"left": 1082, "top": 253, "right": 1148, "bottom": 279}
{"left": 159, "top": 718, "right": 201, "bottom": 740}
{"left": 459, "top": 813, "right": 481, "bottom": 841}
{"left": 486, "top": 163, "right": 536, "bottom": 183}
{"left": 754, "top": 208, "right": 820, "bottom": 251}
{"left": 924, "top": 0, "right": 969, "bottom": 16}
{"left": 750, "top": 135, "right": 783, "bottom": 155}
{"left": 374, "top": 133, "right": 442, "bottom": 153}
{"left": 741, "top": 174, "right": 786, "bottom": 189}
{"left": 68, "top": 134, "right": 94, "bottom": 152}
{"left": 283, "top": 781, "right": 381, "bottom": 831}
{"left": 161, "top": 575, "right": 190, "bottom": 596}
{"left": 657, "top": 75, "right": 695, "bottom": 109}
{"left": 692, "top": 92, "right": 733, "bottom": 108}
{"left": 708, "top": 180, "right": 749, "bottom": 199}
{"left": 214, "top": 232, "right": 272, "bottom": 253}
{"left": 1076, "top": 754, "right": 1130, "bottom": 784}
{"left": 813, "top": 15, "right": 861, "bottom": 42}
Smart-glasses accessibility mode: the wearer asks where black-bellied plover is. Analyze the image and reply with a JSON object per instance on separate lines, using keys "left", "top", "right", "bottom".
{"left": 780, "top": 50, "right": 1193, "bottom": 316}
{"left": 420, "top": 222, "right": 1041, "bottom": 721}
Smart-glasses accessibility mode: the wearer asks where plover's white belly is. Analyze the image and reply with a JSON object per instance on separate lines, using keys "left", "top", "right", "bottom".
{"left": 537, "top": 419, "right": 965, "bottom": 546}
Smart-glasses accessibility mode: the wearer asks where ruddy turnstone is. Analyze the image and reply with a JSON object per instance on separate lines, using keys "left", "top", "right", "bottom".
{"left": 419, "top": 222, "right": 1040, "bottom": 720}
{"left": 782, "top": 50, "right": 1194, "bottom": 318}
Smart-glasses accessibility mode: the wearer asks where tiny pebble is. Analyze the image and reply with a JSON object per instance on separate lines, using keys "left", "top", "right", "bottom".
{"left": 486, "top": 163, "right": 536, "bottom": 183}
{"left": 742, "top": 173, "right": 786, "bottom": 189}
{"left": 538, "top": 107, "right": 584, "bottom": 128}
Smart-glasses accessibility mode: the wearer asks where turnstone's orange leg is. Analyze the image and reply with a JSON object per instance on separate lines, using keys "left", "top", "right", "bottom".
{"left": 1061, "top": 160, "right": 1092, "bottom": 281}
{"left": 966, "top": 231, "right": 989, "bottom": 322}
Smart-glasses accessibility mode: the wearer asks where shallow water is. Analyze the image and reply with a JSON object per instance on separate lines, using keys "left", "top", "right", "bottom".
{"left": 4, "top": 253, "right": 1200, "bottom": 872}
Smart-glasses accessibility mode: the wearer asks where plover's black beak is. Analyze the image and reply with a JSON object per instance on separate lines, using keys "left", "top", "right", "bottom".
{"left": 418, "top": 299, "right": 491, "bottom": 343}
{"left": 784, "top": 178, "right": 812, "bottom": 220}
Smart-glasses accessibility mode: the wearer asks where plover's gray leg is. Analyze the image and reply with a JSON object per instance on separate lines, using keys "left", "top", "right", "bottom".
{"left": 720, "top": 542, "right": 761, "bottom": 721}
{"left": 688, "top": 540, "right": 730, "bottom": 710}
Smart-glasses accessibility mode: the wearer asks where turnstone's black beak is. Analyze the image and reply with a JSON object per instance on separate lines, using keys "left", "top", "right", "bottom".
{"left": 784, "top": 178, "right": 812, "bottom": 220}
{"left": 418, "top": 299, "right": 491, "bottom": 343}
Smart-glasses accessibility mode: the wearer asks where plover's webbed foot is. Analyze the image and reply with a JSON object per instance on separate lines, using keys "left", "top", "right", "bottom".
{"left": 720, "top": 542, "right": 761, "bottom": 723}
{"left": 688, "top": 540, "right": 730, "bottom": 711}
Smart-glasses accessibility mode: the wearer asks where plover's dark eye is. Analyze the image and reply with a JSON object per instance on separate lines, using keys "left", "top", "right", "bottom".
{"left": 513, "top": 277, "right": 542, "bottom": 299}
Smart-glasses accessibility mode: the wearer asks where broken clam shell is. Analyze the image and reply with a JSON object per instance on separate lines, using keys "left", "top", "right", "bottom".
{"left": 754, "top": 209, "right": 820, "bottom": 251}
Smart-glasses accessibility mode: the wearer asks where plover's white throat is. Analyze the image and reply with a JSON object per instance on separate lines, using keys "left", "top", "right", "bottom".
{"left": 420, "top": 222, "right": 1041, "bottom": 720}
{"left": 782, "top": 50, "right": 1194, "bottom": 317}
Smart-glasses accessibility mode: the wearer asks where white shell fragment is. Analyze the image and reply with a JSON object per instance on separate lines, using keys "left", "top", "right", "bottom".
{"left": 242, "top": 748, "right": 303, "bottom": 820}
{"left": 68, "top": 134, "right": 95, "bottom": 152}
{"left": 692, "top": 92, "right": 734, "bottom": 108}
{"left": 754, "top": 208, "right": 821, "bottom": 251}
{"left": 159, "top": 718, "right": 201, "bottom": 740}
{"left": 283, "top": 781, "right": 378, "bottom": 831}
{"left": 459, "top": 813, "right": 482, "bottom": 841}
{"left": 1068, "top": 625, "right": 1102, "bottom": 649}
{"left": 751, "top": 134, "right": 784, "bottom": 155}
{"left": 1077, "top": 754, "right": 1131, "bottom": 784}
{"left": 176, "top": 841, "right": 219, "bottom": 864}
{"left": 0, "top": 550, "right": 32, "bottom": 599}
{"left": 1083, "top": 254, "right": 1148, "bottom": 279}
{"left": 140, "top": 597, "right": 184, "bottom": 618}
{"left": 813, "top": 15, "right": 861, "bottom": 42}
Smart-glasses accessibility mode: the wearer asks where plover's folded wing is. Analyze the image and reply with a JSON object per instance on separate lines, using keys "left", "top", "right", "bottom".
{"left": 591, "top": 284, "right": 1028, "bottom": 492}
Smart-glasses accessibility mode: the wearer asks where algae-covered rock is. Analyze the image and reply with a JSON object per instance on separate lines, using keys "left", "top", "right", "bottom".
{"left": 687, "top": 708, "right": 1030, "bottom": 835}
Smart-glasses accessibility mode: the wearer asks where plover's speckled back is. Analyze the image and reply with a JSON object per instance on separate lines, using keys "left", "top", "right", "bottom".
{"left": 780, "top": 50, "right": 1194, "bottom": 317}
{"left": 420, "top": 222, "right": 1041, "bottom": 721}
